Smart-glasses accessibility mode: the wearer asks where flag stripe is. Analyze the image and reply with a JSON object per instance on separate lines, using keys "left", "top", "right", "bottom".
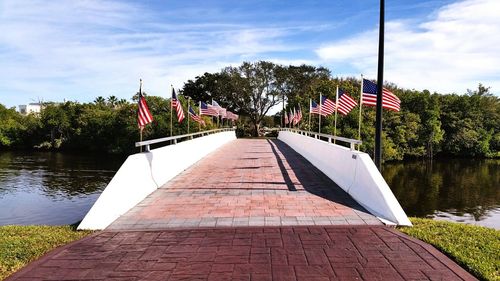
{"left": 200, "top": 102, "right": 219, "bottom": 116}
{"left": 138, "top": 95, "right": 153, "bottom": 127}
{"left": 320, "top": 96, "right": 336, "bottom": 116}
{"left": 337, "top": 90, "right": 358, "bottom": 116}
{"left": 361, "top": 79, "right": 401, "bottom": 112}
{"left": 171, "top": 89, "right": 185, "bottom": 123}
{"left": 189, "top": 106, "right": 205, "bottom": 125}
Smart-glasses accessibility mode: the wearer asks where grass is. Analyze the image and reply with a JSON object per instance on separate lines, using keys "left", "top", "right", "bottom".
{"left": 398, "top": 218, "right": 500, "bottom": 281}
{"left": 0, "top": 225, "right": 92, "bottom": 280}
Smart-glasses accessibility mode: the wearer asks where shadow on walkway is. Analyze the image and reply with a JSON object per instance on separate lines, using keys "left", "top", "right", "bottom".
{"left": 266, "top": 139, "right": 368, "bottom": 214}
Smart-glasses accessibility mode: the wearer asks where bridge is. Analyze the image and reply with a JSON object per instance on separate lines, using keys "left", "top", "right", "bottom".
{"left": 7, "top": 130, "right": 476, "bottom": 281}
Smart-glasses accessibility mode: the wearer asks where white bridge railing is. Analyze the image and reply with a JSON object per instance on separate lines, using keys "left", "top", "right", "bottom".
{"left": 280, "top": 128, "right": 362, "bottom": 150}
{"left": 136, "top": 128, "right": 235, "bottom": 151}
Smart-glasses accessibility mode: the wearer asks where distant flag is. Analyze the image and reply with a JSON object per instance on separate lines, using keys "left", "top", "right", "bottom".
{"left": 171, "top": 88, "right": 185, "bottom": 123}
{"left": 137, "top": 81, "right": 153, "bottom": 129}
{"left": 310, "top": 100, "right": 320, "bottom": 114}
{"left": 226, "top": 111, "right": 238, "bottom": 120}
{"left": 284, "top": 111, "right": 289, "bottom": 124}
{"left": 289, "top": 110, "right": 294, "bottom": 125}
{"left": 320, "top": 96, "right": 336, "bottom": 116}
{"left": 292, "top": 108, "right": 298, "bottom": 125}
{"left": 297, "top": 107, "right": 302, "bottom": 122}
{"left": 212, "top": 100, "right": 221, "bottom": 108}
{"left": 188, "top": 106, "right": 205, "bottom": 126}
{"left": 362, "top": 79, "right": 400, "bottom": 112}
{"left": 200, "top": 101, "right": 219, "bottom": 116}
{"left": 219, "top": 107, "right": 227, "bottom": 118}
{"left": 212, "top": 100, "right": 226, "bottom": 116}
{"left": 293, "top": 107, "right": 302, "bottom": 125}
{"left": 337, "top": 88, "right": 358, "bottom": 115}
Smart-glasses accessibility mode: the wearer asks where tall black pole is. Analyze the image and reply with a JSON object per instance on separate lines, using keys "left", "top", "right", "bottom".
{"left": 375, "top": 0, "right": 385, "bottom": 170}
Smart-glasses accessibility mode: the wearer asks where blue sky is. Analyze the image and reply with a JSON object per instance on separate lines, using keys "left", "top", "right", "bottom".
{"left": 1, "top": 0, "right": 499, "bottom": 109}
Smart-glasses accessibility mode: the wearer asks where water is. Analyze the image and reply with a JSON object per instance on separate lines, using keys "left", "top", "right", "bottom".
{"left": 383, "top": 159, "right": 500, "bottom": 229}
{"left": 0, "top": 152, "right": 499, "bottom": 229}
{"left": 0, "top": 151, "right": 122, "bottom": 225}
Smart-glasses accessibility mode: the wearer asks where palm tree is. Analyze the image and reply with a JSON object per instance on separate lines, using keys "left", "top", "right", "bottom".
{"left": 107, "top": 95, "right": 118, "bottom": 108}
{"left": 94, "top": 96, "right": 105, "bottom": 106}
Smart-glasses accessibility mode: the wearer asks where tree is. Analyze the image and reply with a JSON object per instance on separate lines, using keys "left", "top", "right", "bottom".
{"left": 107, "top": 96, "right": 118, "bottom": 108}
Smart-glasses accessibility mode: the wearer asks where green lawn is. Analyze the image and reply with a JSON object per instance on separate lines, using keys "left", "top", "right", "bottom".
{"left": 398, "top": 218, "right": 500, "bottom": 281}
{"left": 0, "top": 225, "right": 92, "bottom": 280}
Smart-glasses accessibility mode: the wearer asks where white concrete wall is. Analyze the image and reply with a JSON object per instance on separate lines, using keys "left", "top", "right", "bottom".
{"left": 78, "top": 131, "right": 236, "bottom": 230}
{"left": 278, "top": 131, "right": 411, "bottom": 226}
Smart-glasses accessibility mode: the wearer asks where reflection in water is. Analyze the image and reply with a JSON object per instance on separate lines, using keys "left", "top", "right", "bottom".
{"left": 0, "top": 151, "right": 122, "bottom": 225}
{"left": 1, "top": 151, "right": 499, "bottom": 229}
{"left": 383, "top": 159, "right": 500, "bottom": 229}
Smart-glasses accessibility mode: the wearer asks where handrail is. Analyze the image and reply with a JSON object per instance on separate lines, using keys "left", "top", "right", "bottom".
{"left": 135, "top": 128, "right": 235, "bottom": 151}
{"left": 280, "top": 128, "right": 361, "bottom": 150}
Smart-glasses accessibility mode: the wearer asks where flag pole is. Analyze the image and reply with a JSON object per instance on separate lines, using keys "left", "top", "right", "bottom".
{"left": 334, "top": 86, "right": 338, "bottom": 144}
{"left": 199, "top": 101, "right": 202, "bottom": 131}
{"left": 140, "top": 128, "right": 143, "bottom": 152}
{"left": 187, "top": 97, "right": 190, "bottom": 135}
{"left": 358, "top": 75, "right": 364, "bottom": 150}
{"left": 170, "top": 85, "right": 173, "bottom": 138}
{"left": 139, "top": 79, "right": 143, "bottom": 152}
{"left": 298, "top": 103, "right": 302, "bottom": 130}
{"left": 318, "top": 93, "right": 322, "bottom": 135}
{"left": 375, "top": 0, "right": 385, "bottom": 170}
{"left": 308, "top": 99, "right": 311, "bottom": 133}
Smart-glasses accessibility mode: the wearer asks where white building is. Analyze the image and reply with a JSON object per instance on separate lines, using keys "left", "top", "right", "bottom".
{"left": 18, "top": 103, "right": 42, "bottom": 115}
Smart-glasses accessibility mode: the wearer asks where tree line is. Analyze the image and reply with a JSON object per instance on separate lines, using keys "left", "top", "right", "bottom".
{"left": 1, "top": 61, "right": 498, "bottom": 160}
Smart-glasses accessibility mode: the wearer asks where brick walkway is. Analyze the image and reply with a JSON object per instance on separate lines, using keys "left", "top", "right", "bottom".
{"left": 8, "top": 226, "right": 476, "bottom": 281}
{"left": 7, "top": 139, "right": 478, "bottom": 280}
{"left": 109, "top": 139, "right": 381, "bottom": 230}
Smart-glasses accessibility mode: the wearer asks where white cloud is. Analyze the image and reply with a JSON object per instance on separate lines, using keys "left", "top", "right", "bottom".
{"left": 316, "top": 0, "right": 500, "bottom": 94}
{"left": 0, "top": 0, "right": 307, "bottom": 106}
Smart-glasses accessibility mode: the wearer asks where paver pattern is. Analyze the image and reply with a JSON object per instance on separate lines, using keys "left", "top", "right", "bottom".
{"left": 7, "top": 138, "right": 478, "bottom": 280}
{"left": 109, "top": 139, "right": 380, "bottom": 230}
{"left": 8, "top": 226, "right": 476, "bottom": 281}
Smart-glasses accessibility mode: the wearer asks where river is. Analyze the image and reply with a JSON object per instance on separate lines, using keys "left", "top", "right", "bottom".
{"left": 0, "top": 151, "right": 498, "bottom": 229}
{"left": 0, "top": 151, "right": 123, "bottom": 225}
{"left": 383, "top": 158, "right": 499, "bottom": 229}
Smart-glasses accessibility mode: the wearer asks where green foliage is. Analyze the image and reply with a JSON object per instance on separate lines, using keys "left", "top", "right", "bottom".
{"left": 399, "top": 218, "right": 500, "bottom": 281}
{"left": 1, "top": 63, "right": 498, "bottom": 159}
{"left": 0, "top": 225, "right": 91, "bottom": 280}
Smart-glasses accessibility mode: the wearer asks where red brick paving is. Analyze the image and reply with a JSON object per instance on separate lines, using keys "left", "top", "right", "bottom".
{"left": 109, "top": 139, "right": 381, "bottom": 230}
{"left": 7, "top": 226, "right": 476, "bottom": 280}
{"left": 7, "top": 139, "right": 478, "bottom": 280}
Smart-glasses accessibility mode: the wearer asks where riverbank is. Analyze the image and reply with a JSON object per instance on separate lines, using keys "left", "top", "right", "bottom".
{"left": 1, "top": 219, "right": 498, "bottom": 280}
{"left": 0, "top": 225, "right": 91, "bottom": 280}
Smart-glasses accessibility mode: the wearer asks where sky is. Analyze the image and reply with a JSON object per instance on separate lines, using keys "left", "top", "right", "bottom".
{"left": 1, "top": 0, "right": 499, "bottom": 109}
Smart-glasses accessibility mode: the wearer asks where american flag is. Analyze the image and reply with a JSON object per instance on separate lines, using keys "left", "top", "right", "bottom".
{"left": 171, "top": 88, "right": 185, "bottom": 123}
{"left": 292, "top": 108, "right": 298, "bottom": 125}
{"left": 188, "top": 106, "right": 205, "bottom": 125}
{"left": 200, "top": 101, "right": 219, "bottom": 116}
{"left": 289, "top": 110, "right": 294, "bottom": 124}
{"left": 212, "top": 100, "right": 226, "bottom": 116}
{"left": 362, "top": 79, "right": 400, "bottom": 112}
{"left": 137, "top": 82, "right": 153, "bottom": 128}
{"left": 295, "top": 107, "right": 302, "bottom": 125}
{"left": 320, "top": 96, "right": 336, "bottom": 116}
{"left": 337, "top": 88, "right": 358, "bottom": 116}
{"left": 310, "top": 100, "right": 319, "bottom": 114}
{"left": 284, "top": 111, "right": 289, "bottom": 124}
{"left": 226, "top": 111, "right": 239, "bottom": 120}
